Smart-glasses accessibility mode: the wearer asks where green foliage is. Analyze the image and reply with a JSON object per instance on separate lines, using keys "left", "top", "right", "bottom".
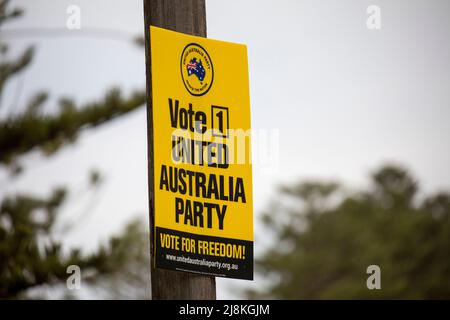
{"left": 0, "top": 189, "right": 148, "bottom": 299}
{"left": 0, "top": 185, "right": 150, "bottom": 299}
{"left": 248, "top": 165, "right": 450, "bottom": 299}
{"left": 0, "top": 1, "right": 23, "bottom": 26}
{"left": 0, "top": 1, "right": 149, "bottom": 299}
{"left": 0, "top": 1, "right": 145, "bottom": 168}
{"left": 0, "top": 88, "right": 145, "bottom": 165}
{"left": 0, "top": 1, "right": 30, "bottom": 102}
{"left": 87, "top": 219, "right": 151, "bottom": 300}
{"left": 0, "top": 46, "right": 34, "bottom": 101}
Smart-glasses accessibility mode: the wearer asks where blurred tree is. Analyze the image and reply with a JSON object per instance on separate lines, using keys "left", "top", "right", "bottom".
{"left": 0, "top": 0, "right": 149, "bottom": 299}
{"left": 248, "top": 165, "right": 450, "bottom": 299}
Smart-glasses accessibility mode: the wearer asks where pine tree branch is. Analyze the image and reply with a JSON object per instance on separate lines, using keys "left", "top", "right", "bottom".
{"left": 0, "top": 88, "right": 146, "bottom": 166}
{"left": 0, "top": 0, "right": 23, "bottom": 27}
{"left": 0, "top": 46, "right": 34, "bottom": 102}
{"left": 0, "top": 188, "right": 149, "bottom": 299}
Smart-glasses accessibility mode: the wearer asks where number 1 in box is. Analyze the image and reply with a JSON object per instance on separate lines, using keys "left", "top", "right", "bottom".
{"left": 212, "top": 105, "right": 229, "bottom": 138}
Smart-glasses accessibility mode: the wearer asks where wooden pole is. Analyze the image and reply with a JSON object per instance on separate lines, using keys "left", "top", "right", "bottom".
{"left": 142, "top": 0, "right": 217, "bottom": 300}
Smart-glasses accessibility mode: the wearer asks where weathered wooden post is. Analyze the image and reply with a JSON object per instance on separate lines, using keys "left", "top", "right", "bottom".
{"left": 142, "top": 0, "right": 216, "bottom": 300}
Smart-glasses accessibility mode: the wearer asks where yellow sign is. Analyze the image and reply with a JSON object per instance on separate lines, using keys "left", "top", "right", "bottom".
{"left": 150, "top": 26, "right": 253, "bottom": 280}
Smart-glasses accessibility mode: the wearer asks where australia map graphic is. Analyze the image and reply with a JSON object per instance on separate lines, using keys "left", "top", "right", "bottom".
{"left": 186, "top": 57, "right": 206, "bottom": 82}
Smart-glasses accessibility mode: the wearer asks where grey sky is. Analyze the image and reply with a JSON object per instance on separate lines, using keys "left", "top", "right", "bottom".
{"left": 1, "top": 0, "right": 449, "bottom": 298}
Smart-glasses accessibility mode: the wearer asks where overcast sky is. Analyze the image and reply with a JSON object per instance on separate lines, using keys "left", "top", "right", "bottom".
{"left": 1, "top": 0, "right": 450, "bottom": 298}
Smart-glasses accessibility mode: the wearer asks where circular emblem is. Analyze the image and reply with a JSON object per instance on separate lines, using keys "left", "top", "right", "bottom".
{"left": 180, "top": 43, "right": 214, "bottom": 96}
